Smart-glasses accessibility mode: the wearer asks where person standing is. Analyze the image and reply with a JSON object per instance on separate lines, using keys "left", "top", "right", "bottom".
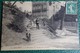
{"left": 26, "top": 29, "right": 31, "bottom": 41}
{"left": 36, "top": 18, "right": 39, "bottom": 29}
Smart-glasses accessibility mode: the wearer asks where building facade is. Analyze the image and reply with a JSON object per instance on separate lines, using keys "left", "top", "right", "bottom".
{"left": 32, "top": 2, "right": 48, "bottom": 19}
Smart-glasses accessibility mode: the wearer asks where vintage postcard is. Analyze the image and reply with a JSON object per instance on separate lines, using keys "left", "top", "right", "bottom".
{"left": 1, "top": 1, "right": 79, "bottom": 50}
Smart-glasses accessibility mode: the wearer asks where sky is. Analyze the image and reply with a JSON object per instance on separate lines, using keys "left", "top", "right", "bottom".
{"left": 5, "top": 1, "right": 32, "bottom": 12}
{"left": 14, "top": 2, "right": 32, "bottom": 12}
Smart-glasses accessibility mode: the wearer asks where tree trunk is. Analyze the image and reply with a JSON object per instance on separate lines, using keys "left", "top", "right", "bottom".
{"left": 60, "top": 18, "right": 64, "bottom": 30}
{"left": 11, "top": 1, "right": 17, "bottom": 7}
{"left": 60, "top": 13, "right": 65, "bottom": 30}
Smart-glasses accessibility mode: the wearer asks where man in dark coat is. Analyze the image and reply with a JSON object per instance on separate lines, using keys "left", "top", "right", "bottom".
{"left": 36, "top": 18, "right": 39, "bottom": 29}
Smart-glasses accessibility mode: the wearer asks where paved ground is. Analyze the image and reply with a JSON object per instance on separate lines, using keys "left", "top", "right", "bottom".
{"left": 1, "top": 26, "right": 79, "bottom": 50}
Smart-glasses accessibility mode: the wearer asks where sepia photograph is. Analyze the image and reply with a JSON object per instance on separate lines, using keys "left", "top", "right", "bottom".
{"left": 1, "top": 1, "right": 79, "bottom": 50}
